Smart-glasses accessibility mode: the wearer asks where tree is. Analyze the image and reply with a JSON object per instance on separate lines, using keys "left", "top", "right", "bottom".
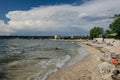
{"left": 109, "top": 17, "right": 120, "bottom": 36}
{"left": 111, "top": 14, "right": 120, "bottom": 18}
{"left": 105, "top": 29, "right": 113, "bottom": 35}
{"left": 90, "top": 27, "right": 104, "bottom": 39}
{"left": 105, "top": 29, "right": 115, "bottom": 38}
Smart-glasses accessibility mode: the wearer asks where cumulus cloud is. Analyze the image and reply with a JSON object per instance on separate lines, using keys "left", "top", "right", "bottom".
{"left": 0, "top": 20, "right": 13, "bottom": 35}
{"left": 0, "top": 0, "right": 120, "bottom": 35}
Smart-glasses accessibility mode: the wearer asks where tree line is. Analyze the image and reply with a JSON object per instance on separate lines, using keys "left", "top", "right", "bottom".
{"left": 89, "top": 14, "right": 120, "bottom": 39}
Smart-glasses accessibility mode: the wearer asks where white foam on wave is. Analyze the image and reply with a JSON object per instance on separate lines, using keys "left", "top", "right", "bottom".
{"left": 28, "top": 55, "right": 71, "bottom": 80}
{"left": 29, "top": 45, "right": 88, "bottom": 80}
{"left": 34, "top": 45, "right": 88, "bottom": 80}
{"left": 56, "top": 55, "right": 71, "bottom": 68}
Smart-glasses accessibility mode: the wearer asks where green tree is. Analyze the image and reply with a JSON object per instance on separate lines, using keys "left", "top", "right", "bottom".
{"left": 105, "top": 29, "right": 113, "bottom": 35}
{"left": 105, "top": 29, "right": 115, "bottom": 38}
{"left": 109, "top": 17, "right": 120, "bottom": 36}
{"left": 90, "top": 27, "right": 104, "bottom": 39}
{"left": 111, "top": 14, "right": 120, "bottom": 18}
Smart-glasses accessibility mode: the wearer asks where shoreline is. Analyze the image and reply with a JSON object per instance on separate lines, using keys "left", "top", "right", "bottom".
{"left": 66, "top": 44, "right": 88, "bottom": 67}
{"left": 47, "top": 42, "right": 102, "bottom": 80}
{"left": 1, "top": 40, "right": 119, "bottom": 80}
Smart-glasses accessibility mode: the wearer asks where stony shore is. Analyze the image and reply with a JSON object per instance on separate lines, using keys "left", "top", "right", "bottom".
{"left": 47, "top": 41, "right": 101, "bottom": 80}
{"left": 47, "top": 41, "right": 120, "bottom": 80}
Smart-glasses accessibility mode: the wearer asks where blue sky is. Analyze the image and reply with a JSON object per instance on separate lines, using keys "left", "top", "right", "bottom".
{"left": 0, "top": 0, "right": 83, "bottom": 22}
{"left": 0, "top": 0, "right": 120, "bottom": 36}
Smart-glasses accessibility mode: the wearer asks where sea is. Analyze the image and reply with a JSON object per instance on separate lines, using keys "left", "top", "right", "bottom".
{"left": 0, "top": 39, "right": 87, "bottom": 80}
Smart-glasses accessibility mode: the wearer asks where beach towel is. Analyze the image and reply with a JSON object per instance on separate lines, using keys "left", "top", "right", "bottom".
{"left": 112, "top": 59, "right": 118, "bottom": 65}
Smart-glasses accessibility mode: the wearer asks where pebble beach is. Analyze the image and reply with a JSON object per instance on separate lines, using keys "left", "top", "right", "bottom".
{"left": 47, "top": 40, "right": 120, "bottom": 80}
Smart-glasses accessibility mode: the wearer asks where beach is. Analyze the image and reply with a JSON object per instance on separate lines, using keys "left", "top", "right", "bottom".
{"left": 0, "top": 39, "right": 120, "bottom": 80}
{"left": 0, "top": 39, "right": 82, "bottom": 80}
{"left": 47, "top": 40, "right": 120, "bottom": 80}
{"left": 47, "top": 42, "right": 102, "bottom": 80}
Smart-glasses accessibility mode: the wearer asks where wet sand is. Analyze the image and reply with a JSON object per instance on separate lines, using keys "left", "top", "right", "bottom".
{"left": 47, "top": 44, "right": 102, "bottom": 80}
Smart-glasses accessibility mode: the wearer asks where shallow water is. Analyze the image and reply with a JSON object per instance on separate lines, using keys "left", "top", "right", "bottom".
{"left": 0, "top": 39, "right": 84, "bottom": 80}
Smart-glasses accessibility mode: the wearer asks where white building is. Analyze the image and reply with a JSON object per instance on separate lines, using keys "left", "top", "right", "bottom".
{"left": 54, "top": 35, "right": 61, "bottom": 39}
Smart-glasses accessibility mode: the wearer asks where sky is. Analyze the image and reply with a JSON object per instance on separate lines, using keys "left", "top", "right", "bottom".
{"left": 0, "top": 0, "right": 120, "bottom": 36}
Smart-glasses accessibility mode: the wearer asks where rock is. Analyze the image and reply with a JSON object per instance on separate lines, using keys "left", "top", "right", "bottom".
{"left": 98, "top": 62, "right": 116, "bottom": 80}
{"left": 112, "top": 70, "right": 120, "bottom": 75}
{"left": 99, "top": 52, "right": 112, "bottom": 63}
{"left": 111, "top": 74, "right": 120, "bottom": 80}
{"left": 99, "top": 62, "right": 116, "bottom": 74}
{"left": 112, "top": 70, "right": 120, "bottom": 80}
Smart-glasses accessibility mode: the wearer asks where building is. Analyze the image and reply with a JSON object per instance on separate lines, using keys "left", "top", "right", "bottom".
{"left": 54, "top": 35, "right": 61, "bottom": 39}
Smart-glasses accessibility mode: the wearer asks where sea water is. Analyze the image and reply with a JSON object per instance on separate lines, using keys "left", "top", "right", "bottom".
{"left": 0, "top": 39, "right": 86, "bottom": 80}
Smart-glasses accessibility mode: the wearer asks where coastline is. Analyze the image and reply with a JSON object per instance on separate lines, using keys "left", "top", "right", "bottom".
{"left": 47, "top": 42, "right": 102, "bottom": 80}
{"left": 1, "top": 40, "right": 119, "bottom": 80}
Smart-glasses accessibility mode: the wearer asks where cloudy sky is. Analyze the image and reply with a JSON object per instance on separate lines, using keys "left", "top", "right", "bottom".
{"left": 0, "top": 0, "right": 120, "bottom": 36}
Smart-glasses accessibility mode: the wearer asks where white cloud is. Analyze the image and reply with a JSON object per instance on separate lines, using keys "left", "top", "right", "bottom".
{"left": 0, "top": 0, "right": 120, "bottom": 35}
{"left": 0, "top": 20, "right": 13, "bottom": 35}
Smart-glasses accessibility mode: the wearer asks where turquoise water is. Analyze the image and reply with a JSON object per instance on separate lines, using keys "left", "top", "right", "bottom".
{"left": 0, "top": 39, "right": 82, "bottom": 80}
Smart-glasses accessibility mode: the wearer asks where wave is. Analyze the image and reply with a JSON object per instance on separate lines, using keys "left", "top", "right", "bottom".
{"left": 27, "top": 55, "right": 71, "bottom": 80}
